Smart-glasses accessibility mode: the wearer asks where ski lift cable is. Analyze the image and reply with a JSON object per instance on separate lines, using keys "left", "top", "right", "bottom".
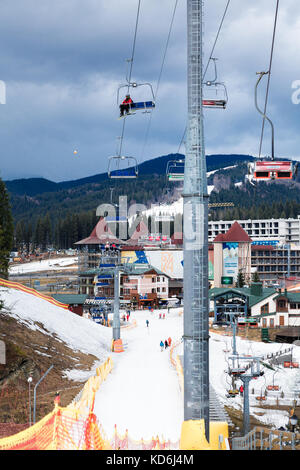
{"left": 139, "top": 0, "right": 179, "bottom": 164}
{"left": 202, "top": 0, "right": 231, "bottom": 81}
{"left": 258, "top": 0, "right": 280, "bottom": 158}
{"left": 177, "top": 0, "right": 231, "bottom": 154}
{"left": 118, "top": 0, "right": 142, "bottom": 157}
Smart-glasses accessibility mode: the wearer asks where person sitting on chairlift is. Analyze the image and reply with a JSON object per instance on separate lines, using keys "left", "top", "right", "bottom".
{"left": 120, "top": 94, "right": 133, "bottom": 117}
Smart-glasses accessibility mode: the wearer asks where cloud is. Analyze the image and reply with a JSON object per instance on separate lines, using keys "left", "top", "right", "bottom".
{"left": 0, "top": 0, "right": 300, "bottom": 181}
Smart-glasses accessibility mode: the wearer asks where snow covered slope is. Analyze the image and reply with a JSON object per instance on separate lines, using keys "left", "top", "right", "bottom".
{"left": 0, "top": 287, "right": 112, "bottom": 377}
{"left": 9, "top": 257, "right": 78, "bottom": 275}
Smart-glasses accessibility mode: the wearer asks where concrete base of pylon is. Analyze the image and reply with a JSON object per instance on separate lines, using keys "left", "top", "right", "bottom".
{"left": 113, "top": 339, "right": 124, "bottom": 353}
{"left": 180, "top": 419, "right": 229, "bottom": 450}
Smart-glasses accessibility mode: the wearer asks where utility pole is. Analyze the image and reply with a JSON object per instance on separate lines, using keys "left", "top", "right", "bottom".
{"left": 113, "top": 264, "right": 121, "bottom": 341}
{"left": 183, "top": 0, "right": 210, "bottom": 440}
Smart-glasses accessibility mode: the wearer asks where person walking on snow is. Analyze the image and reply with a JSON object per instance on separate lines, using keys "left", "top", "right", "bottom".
{"left": 146, "top": 319, "right": 149, "bottom": 327}
{"left": 160, "top": 341, "right": 164, "bottom": 352}
{"left": 164, "top": 340, "right": 168, "bottom": 349}
{"left": 168, "top": 337, "right": 172, "bottom": 347}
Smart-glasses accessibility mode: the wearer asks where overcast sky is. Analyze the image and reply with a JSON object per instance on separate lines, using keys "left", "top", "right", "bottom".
{"left": 0, "top": 0, "right": 299, "bottom": 182}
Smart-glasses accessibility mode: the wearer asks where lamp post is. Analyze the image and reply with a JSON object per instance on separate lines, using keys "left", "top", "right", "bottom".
{"left": 33, "top": 364, "right": 54, "bottom": 424}
{"left": 290, "top": 413, "right": 298, "bottom": 433}
{"left": 28, "top": 376, "right": 32, "bottom": 427}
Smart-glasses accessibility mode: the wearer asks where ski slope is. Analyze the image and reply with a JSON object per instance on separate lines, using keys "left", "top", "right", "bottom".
{"left": 1, "top": 286, "right": 299, "bottom": 440}
{"left": 93, "top": 309, "right": 184, "bottom": 442}
{"left": 9, "top": 257, "right": 78, "bottom": 275}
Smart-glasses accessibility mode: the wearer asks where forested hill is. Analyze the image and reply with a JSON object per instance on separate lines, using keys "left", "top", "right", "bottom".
{"left": 5, "top": 153, "right": 253, "bottom": 197}
{"left": 6, "top": 152, "right": 300, "bottom": 251}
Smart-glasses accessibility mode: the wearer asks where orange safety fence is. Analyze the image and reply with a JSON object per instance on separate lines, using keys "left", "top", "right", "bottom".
{"left": 0, "top": 346, "right": 182, "bottom": 450}
{"left": 121, "top": 319, "right": 137, "bottom": 330}
{"left": 170, "top": 340, "right": 183, "bottom": 393}
{"left": 110, "top": 425, "right": 180, "bottom": 450}
{"left": 0, "top": 278, "right": 69, "bottom": 310}
{"left": 0, "top": 357, "right": 114, "bottom": 450}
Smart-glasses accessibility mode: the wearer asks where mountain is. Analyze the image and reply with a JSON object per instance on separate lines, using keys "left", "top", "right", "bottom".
{"left": 5, "top": 153, "right": 254, "bottom": 197}
{"left": 7, "top": 152, "right": 300, "bottom": 250}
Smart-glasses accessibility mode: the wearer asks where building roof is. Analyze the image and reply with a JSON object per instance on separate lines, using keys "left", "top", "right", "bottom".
{"left": 127, "top": 221, "right": 149, "bottom": 245}
{"left": 171, "top": 232, "right": 183, "bottom": 245}
{"left": 213, "top": 221, "right": 252, "bottom": 243}
{"left": 75, "top": 218, "right": 126, "bottom": 245}
{"left": 274, "top": 292, "right": 300, "bottom": 303}
{"left": 52, "top": 294, "right": 88, "bottom": 305}
{"left": 209, "top": 286, "right": 277, "bottom": 307}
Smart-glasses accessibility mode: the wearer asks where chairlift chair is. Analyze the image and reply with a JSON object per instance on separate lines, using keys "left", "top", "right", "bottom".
{"left": 108, "top": 155, "right": 138, "bottom": 179}
{"left": 246, "top": 71, "right": 298, "bottom": 185}
{"left": 166, "top": 160, "right": 185, "bottom": 182}
{"left": 247, "top": 160, "right": 297, "bottom": 185}
{"left": 117, "top": 81, "right": 155, "bottom": 118}
{"left": 202, "top": 58, "right": 228, "bottom": 109}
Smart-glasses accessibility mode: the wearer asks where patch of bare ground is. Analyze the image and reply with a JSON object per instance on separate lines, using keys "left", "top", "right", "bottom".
{"left": 0, "top": 308, "right": 100, "bottom": 435}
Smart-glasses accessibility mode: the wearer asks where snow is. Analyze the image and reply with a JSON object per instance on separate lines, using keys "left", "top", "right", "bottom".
{"left": 0, "top": 287, "right": 111, "bottom": 371}
{"left": 93, "top": 308, "right": 184, "bottom": 442}
{"left": 9, "top": 257, "right": 78, "bottom": 275}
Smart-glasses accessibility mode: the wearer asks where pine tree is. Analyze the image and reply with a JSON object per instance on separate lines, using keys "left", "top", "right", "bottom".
{"left": 236, "top": 270, "right": 245, "bottom": 288}
{"left": 0, "top": 178, "right": 14, "bottom": 278}
{"left": 252, "top": 271, "right": 261, "bottom": 283}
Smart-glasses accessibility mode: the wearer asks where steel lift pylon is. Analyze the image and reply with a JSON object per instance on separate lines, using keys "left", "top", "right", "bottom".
{"left": 183, "top": 0, "right": 210, "bottom": 440}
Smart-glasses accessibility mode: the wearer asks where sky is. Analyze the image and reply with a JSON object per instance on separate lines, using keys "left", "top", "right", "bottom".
{"left": 0, "top": 0, "right": 300, "bottom": 182}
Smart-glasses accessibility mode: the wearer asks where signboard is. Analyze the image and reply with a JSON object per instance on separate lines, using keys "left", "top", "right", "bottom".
{"left": 208, "top": 249, "right": 214, "bottom": 280}
{"left": 121, "top": 250, "right": 184, "bottom": 279}
{"left": 221, "top": 276, "right": 233, "bottom": 285}
{"left": 146, "top": 250, "right": 183, "bottom": 279}
{"left": 223, "top": 242, "right": 239, "bottom": 281}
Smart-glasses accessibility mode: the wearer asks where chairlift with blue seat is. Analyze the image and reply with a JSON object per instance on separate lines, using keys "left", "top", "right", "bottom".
{"left": 117, "top": 81, "right": 155, "bottom": 118}
{"left": 108, "top": 155, "right": 138, "bottom": 179}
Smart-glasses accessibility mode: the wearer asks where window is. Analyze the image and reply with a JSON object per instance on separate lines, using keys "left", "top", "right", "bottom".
{"left": 162, "top": 287, "right": 166, "bottom": 292}
{"left": 152, "top": 277, "right": 155, "bottom": 283}
{"left": 157, "top": 277, "right": 160, "bottom": 282}
{"left": 261, "top": 303, "right": 269, "bottom": 314}
{"left": 270, "top": 318, "right": 274, "bottom": 328}
{"left": 151, "top": 288, "right": 156, "bottom": 293}
{"left": 157, "top": 287, "right": 160, "bottom": 292}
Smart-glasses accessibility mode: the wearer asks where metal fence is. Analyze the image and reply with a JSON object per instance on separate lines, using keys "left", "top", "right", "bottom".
{"left": 232, "top": 426, "right": 300, "bottom": 450}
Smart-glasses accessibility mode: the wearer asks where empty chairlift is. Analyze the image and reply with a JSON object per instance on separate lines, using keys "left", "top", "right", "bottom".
{"left": 202, "top": 58, "right": 228, "bottom": 109}
{"left": 108, "top": 156, "right": 138, "bottom": 179}
{"left": 246, "top": 71, "right": 298, "bottom": 185}
{"left": 166, "top": 160, "right": 185, "bottom": 181}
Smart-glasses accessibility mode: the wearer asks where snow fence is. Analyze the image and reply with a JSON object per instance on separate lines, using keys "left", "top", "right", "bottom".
{"left": 0, "top": 278, "right": 69, "bottom": 310}
{"left": 0, "top": 355, "right": 179, "bottom": 450}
